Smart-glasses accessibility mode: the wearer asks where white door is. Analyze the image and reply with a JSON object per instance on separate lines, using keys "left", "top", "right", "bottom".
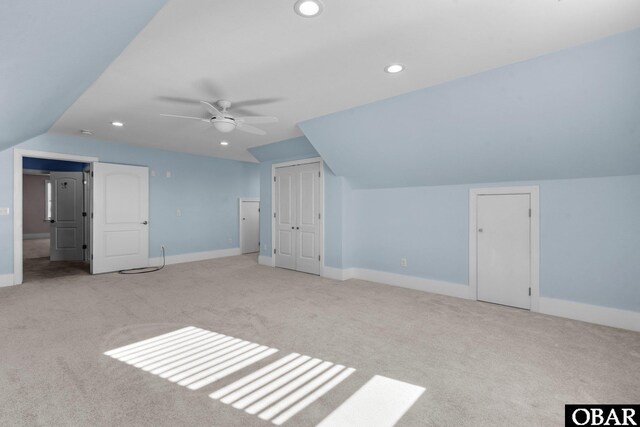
{"left": 275, "top": 166, "right": 297, "bottom": 270}
{"left": 274, "top": 162, "right": 321, "bottom": 275}
{"left": 241, "top": 200, "right": 260, "bottom": 254}
{"left": 477, "top": 194, "right": 531, "bottom": 309}
{"left": 50, "top": 172, "right": 84, "bottom": 261}
{"left": 91, "top": 162, "right": 149, "bottom": 274}
{"left": 294, "top": 162, "right": 321, "bottom": 275}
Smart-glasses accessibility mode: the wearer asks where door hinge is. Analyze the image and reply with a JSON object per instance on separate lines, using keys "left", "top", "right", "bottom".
{"left": 82, "top": 244, "right": 87, "bottom": 249}
{"left": 318, "top": 171, "right": 321, "bottom": 178}
{"left": 258, "top": 208, "right": 260, "bottom": 213}
{"left": 274, "top": 248, "right": 276, "bottom": 254}
{"left": 91, "top": 171, "right": 94, "bottom": 177}
{"left": 90, "top": 254, "right": 93, "bottom": 260}
{"left": 273, "top": 212, "right": 276, "bottom": 218}
{"left": 273, "top": 176, "right": 276, "bottom": 182}
{"left": 318, "top": 255, "right": 321, "bottom": 261}
{"left": 90, "top": 213, "right": 93, "bottom": 219}
{"left": 529, "top": 287, "right": 531, "bottom": 296}
{"left": 528, "top": 208, "right": 531, "bottom": 217}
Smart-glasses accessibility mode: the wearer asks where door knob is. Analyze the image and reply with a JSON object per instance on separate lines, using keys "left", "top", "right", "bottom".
{"left": 296, "top": 227, "right": 299, "bottom": 230}
{"left": 50, "top": 219, "right": 55, "bottom": 223}
{"left": 478, "top": 228, "right": 483, "bottom": 232}
{"left": 141, "top": 221, "right": 148, "bottom": 225}
{"left": 291, "top": 227, "right": 294, "bottom": 229}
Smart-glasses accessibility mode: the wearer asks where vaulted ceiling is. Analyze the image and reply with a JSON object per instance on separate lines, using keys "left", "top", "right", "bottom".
{"left": 2, "top": 0, "right": 639, "bottom": 179}
{"left": 0, "top": 0, "right": 167, "bottom": 151}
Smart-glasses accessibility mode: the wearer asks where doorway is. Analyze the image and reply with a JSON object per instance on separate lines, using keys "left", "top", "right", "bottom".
{"left": 272, "top": 159, "right": 323, "bottom": 275}
{"left": 20, "top": 155, "right": 93, "bottom": 283}
{"left": 469, "top": 186, "right": 540, "bottom": 311}
{"left": 239, "top": 198, "right": 260, "bottom": 254}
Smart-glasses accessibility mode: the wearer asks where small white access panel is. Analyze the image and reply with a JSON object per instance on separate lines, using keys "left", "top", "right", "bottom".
{"left": 241, "top": 200, "right": 260, "bottom": 254}
{"left": 274, "top": 162, "right": 321, "bottom": 275}
{"left": 50, "top": 172, "right": 84, "bottom": 261}
{"left": 91, "top": 162, "right": 149, "bottom": 274}
{"left": 477, "top": 194, "right": 531, "bottom": 309}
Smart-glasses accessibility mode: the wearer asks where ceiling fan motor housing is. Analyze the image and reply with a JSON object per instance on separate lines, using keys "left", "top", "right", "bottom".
{"left": 212, "top": 116, "right": 236, "bottom": 132}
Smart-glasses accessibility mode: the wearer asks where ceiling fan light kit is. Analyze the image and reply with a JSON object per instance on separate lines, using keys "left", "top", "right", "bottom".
{"left": 160, "top": 99, "right": 278, "bottom": 136}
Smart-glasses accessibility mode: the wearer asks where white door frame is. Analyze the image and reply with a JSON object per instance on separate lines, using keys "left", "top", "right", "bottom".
{"left": 469, "top": 186, "right": 540, "bottom": 312}
{"left": 13, "top": 149, "right": 98, "bottom": 285}
{"left": 239, "top": 197, "right": 260, "bottom": 254}
{"left": 271, "top": 157, "right": 324, "bottom": 275}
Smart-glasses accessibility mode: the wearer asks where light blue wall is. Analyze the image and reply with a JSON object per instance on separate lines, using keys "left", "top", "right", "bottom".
{"left": 300, "top": 28, "right": 640, "bottom": 188}
{"left": 0, "top": 0, "right": 167, "bottom": 150}
{"left": 345, "top": 175, "right": 640, "bottom": 312}
{"left": 0, "top": 134, "right": 259, "bottom": 275}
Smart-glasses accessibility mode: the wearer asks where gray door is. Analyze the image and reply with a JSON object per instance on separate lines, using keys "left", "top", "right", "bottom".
{"left": 50, "top": 172, "right": 84, "bottom": 261}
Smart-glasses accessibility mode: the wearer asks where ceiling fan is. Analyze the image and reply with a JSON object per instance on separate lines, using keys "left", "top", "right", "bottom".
{"left": 160, "top": 100, "right": 278, "bottom": 135}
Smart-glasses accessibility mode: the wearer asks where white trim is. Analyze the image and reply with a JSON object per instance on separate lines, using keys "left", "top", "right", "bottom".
{"left": 149, "top": 248, "right": 241, "bottom": 266}
{"left": 469, "top": 186, "right": 540, "bottom": 311}
{"left": 271, "top": 157, "right": 324, "bottom": 277}
{"left": 539, "top": 297, "right": 640, "bottom": 332}
{"left": 0, "top": 274, "right": 15, "bottom": 288}
{"left": 314, "top": 265, "right": 640, "bottom": 332}
{"left": 258, "top": 255, "right": 275, "bottom": 267}
{"left": 322, "top": 266, "right": 353, "bottom": 281}
{"left": 239, "top": 198, "right": 260, "bottom": 254}
{"left": 23, "top": 233, "right": 50, "bottom": 240}
{"left": 13, "top": 149, "right": 98, "bottom": 285}
{"left": 353, "top": 268, "right": 472, "bottom": 300}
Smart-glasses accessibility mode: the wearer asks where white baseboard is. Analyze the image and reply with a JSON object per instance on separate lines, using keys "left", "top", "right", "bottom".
{"left": 150, "top": 248, "right": 241, "bottom": 266}
{"left": 23, "top": 233, "right": 50, "bottom": 240}
{"left": 539, "top": 297, "right": 640, "bottom": 332}
{"left": 322, "top": 266, "right": 357, "bottom": 281}
{"left": 351, "top": 268, "right": 472, "bottom": 300}
{"left": 0, "top": 274, "right": 16, "bottom": 287}
{"left": 258, "top": 255, "right": 275, "bottom": 267}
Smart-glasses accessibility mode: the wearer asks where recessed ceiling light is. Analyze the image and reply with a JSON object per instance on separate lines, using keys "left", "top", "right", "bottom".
{"left": 111, "top": 121, "right": 124, "bottom": 127}
{"left": 80, "top": 129, "right": 93, "bottom": 135}
{"left": 385, "top": 64, "right": 405, "bottom": 74}
{"left": 294, "top": 0, "right": 323, "bottom": 17}
{"left": 220, "top": 141, "right": 229, "bottom": 146}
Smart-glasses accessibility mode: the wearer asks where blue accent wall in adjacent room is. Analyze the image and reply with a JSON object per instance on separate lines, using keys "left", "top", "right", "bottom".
{"left": 0, "top": 134, "right": 259, "bottom": 275}
{"left": 23, "top": 157, "right": 86, "bottom": 172}
{"left": 300, "top": 28, "right": 640, "bottom": 189}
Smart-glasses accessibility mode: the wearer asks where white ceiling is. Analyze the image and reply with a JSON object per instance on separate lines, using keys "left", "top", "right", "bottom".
{"left": 50, "top": 0, "right": 640, "bottom": 163}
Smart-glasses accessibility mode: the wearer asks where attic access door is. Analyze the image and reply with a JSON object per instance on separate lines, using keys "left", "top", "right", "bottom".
{"left": 91, "top": 162, "right": 149, "bottom": 274}
{"left": 274, "top": 161, "right": 321, "bottom": 275}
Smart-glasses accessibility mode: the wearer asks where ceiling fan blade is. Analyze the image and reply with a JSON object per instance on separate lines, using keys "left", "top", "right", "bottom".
{"left": 200, "top": 101, "right": 223, "bottom": 117}
{"left": 233, "top": 97, "right": 284, "bottom": 108}
{"left": 157, "top": 95, "right": 202, "bottom": 105}
{"left": 160, "top": 113, "right": 209, "bottom": 122}
{"left": 236, "top": 116, "right": 278, "bottom": 125}
{"left": 237, "top": 123, "right": 267, "bottom": 135}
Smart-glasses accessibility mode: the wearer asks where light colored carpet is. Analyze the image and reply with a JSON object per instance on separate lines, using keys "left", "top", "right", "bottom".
{"left": 0, "top": 255, "right": 638, "bottom": 426}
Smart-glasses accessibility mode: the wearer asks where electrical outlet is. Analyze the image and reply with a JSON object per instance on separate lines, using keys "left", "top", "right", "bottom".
{"left": 166, "top": 171, "right": 172, "bottom": 178}
{"left": 151, "top": 170, "right": 156, "bottom": 177}
{"left": 401, "top": 258, "right": 408, "bottom": 267}
{"left": 176, "top": 209, "right": 182, "bottom": 217}
{"left": 0, "top": 207, "right": 9, "bottom": 216}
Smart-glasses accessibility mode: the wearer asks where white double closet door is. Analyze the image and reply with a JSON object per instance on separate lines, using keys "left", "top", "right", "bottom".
{"left": 274, "top": 162, "right": 321, "bottom": 275}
